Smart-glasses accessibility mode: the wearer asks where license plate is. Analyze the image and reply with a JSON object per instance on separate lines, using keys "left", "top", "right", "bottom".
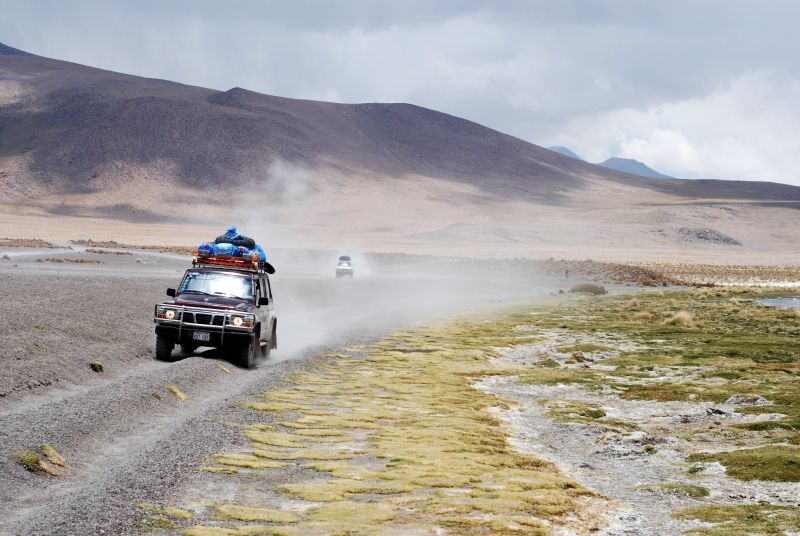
{"left": 192, "top": 331, "right": 210, "bottom": 342}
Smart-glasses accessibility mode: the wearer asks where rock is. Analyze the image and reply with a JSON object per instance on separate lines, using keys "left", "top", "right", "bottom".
{"left": 724, "top": 394, "right": 769, "bottom": 406}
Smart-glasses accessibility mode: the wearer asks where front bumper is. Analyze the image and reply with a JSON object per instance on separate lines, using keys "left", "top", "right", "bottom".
{"left": 155, "top": 323, "right": 251, "bottom": 347}
{"left": 154, "top": 305, "right": 255, "bottom": 347}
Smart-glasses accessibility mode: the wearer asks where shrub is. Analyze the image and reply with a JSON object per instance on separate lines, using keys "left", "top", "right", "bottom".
{"left": 13, "top": 449, "right": 41, "bottom": 471}
{"left": 569, "top": 283, "right": 607, "bottom": 295}
{"left": 627, "top": 299, "right": 640, "bottom": 308}
{"left": 665, "top": 311, "right": 694, "bottom": 327}
{"left": 167, "top": 385, "right": 187, "bottom": 401}
{"left": 41, "top": 444, "right": 68, "bottom": 467}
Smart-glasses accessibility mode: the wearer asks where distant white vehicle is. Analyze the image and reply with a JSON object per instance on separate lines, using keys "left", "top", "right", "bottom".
{"left": 335, "top": 256, "right": 354, "bottom": 278}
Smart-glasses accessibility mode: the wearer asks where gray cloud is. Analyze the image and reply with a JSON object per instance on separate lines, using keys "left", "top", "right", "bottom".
{"left": 2, "top": 0, "right": 799, "bottom": 183}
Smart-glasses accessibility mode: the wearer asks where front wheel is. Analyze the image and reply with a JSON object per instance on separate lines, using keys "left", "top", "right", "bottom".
{"left": 234, "top": 334, "right": 259, "bottom": 369}
{"left": 155, "top": 334, "right": 174, "bottom": 361}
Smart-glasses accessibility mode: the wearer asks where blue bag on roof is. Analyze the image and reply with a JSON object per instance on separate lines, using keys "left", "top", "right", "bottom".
{"left": 197, "top": 226, "right": 269, "bottom": 265}
{"left": 198, "top": 242, "right": 215, "bottom": 256}
{"left": 212, "top": 243, "right": 240, "bottom": 257}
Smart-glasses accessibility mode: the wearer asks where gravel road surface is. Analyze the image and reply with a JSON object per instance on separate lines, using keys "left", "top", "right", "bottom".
{"left": 0, "top": 249, "right": 559, "bottom": 535}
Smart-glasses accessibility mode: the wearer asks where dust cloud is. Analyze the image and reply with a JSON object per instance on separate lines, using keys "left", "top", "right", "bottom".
{"left": 214, "top": 160, "right": 563, "bottom": 362}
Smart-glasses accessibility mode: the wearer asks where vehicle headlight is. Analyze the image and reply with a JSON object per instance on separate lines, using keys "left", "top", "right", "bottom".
{"left": 165, "top": 309, "right": 176, "bottom": 320}
{"left": 229, "top": 314, "right": 254, "bottom": 328}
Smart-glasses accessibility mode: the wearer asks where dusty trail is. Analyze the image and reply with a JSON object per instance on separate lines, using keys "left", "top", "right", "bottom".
{"left": 0, "top": 250, "right": 559, "bottom": 535}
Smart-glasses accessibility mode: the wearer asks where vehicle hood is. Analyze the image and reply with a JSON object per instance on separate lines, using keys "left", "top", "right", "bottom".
{"left": 167, "top": 295, "right": 253, "bottom": 311}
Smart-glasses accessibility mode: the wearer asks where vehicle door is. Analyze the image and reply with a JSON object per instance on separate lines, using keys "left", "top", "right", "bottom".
{"left": 255, "top": 276, "right": 270, "bottom": 338}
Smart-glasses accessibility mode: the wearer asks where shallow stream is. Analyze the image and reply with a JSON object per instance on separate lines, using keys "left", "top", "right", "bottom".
{"left": 757, "top": 297, "right": 800, "bottom": 308}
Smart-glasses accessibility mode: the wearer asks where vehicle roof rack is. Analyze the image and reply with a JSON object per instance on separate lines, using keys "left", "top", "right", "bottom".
{"left": 191, "top": 251, "right": 272, "bottom": 275}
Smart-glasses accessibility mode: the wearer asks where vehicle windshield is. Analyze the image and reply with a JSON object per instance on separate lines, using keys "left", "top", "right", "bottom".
{"left": 178, "top": 271, "right": 253, "bottom": 300}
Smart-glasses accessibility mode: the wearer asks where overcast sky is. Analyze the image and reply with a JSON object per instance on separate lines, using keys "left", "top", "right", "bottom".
{"left": 2, "top": 0, "right": 798, "bottom": 183}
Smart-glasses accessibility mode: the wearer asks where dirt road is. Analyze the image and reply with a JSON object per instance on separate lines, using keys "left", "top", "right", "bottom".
{"left": 0, "top": 248, "right": 560, "bottom": 535}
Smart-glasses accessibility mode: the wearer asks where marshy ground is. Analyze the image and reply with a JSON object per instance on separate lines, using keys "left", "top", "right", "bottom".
{"left": 149, "top": 286, "right": 800, "bottom": 535}
{"left": 3, "top": 244, "right": 800, "bottom": 535}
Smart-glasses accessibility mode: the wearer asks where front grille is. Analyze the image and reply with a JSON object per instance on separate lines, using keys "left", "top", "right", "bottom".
{"left": 186, "top": 312, "right": 224, "bottom": 326}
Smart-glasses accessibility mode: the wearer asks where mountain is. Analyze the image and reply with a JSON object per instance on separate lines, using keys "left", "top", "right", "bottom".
{"left": 0, "top": 42, "right": 33, "bottom": 56}
{"left": 600, "top": 157, "right": 673, "bottom": 179}
{"left": 3, "top": 42, "right": 800, "bottom": 261}
{"left": 2, "top": 41, "right": 799, "bottom": 207}
{"left": 548, "top": 146, "right": 584, "bottom": 161}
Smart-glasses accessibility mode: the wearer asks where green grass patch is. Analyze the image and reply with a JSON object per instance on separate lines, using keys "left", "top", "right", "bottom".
{"left": 689, "top": 446, "right": 800, "bottom": 481}
{"left": 555, "top": 343, "right": 613, "bottom": 354}
{"left": 640, "top": 483, "right": 709, "bottom": 498}
{"left": 675, "top": 503, "right": 800, "bottom": 535}
{"left": 544, "top": 400, "right": 606, "bottom": 423}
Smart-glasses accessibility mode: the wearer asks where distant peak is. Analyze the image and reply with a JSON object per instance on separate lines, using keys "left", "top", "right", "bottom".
{"left": 0, "top": 42, "right": 34, "bottom": 56}
{"left": 548, "top": 146, "right": 584, "bottom": 161}
{"left": 600, "top": 157, "right": 674, "bottom": 179}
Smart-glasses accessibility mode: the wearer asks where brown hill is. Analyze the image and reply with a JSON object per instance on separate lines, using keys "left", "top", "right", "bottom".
{"left": 2, "top": 42, "right": 799, "bottom": 205}
{"left": 3, "top": 43, "right": 800, "bottom": 262}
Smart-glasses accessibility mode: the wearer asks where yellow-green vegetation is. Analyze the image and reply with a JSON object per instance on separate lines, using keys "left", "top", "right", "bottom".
{"left": 167, "top": 385, "right": 188, "bottom": 401}
{"left": 213, "top": 453, "right": 286, "bottom": 470}
{"left": 12, "top": 448, "right": 63, "bottom": 476}
{"left": 186, "top": 315, "right": 592, "bottom": 534}
{"left": 179, "top": 287, "right": 800, "bottom": 534}
{"left": 138, "top": 503, "right": 193, "bottom": 519}
{"left": 212, "top": 504, "right": 298, "bottom": 523}
{"left": 542, "top": 399, "right": 638, "bottom": 430}
{"left": 13, "top": 449, "right": 41, "bottom": 472}
{"left": 145, "top": 516, "right": 178, "bottom": 530}
{"left": 543, "top": 400, "right": 605, "bottom": 421}
{"left": 515, "top": 288, "right": 800, "bottom": 482}
{"left": 664, "top": 310, "right": 695, "bottom": 328}
{"left": 689, "top": 446, "right": 800, "bottom": 482}
{"left": 639, "top": 483, "right": 709, "bottom": 498}
{"left": 569, "top": 283, "right": 607, "bottom": 295}
{"left": 556, "top": 343, "right": 612, "bottom": 354}
{"left": 217, "top": 363, "right": 232, "bottom": 374}
{"left": 675, "top": 504, "right": 800, "bottom": 535}
{"left": 184, "top": 526, "right": 294, "bottom": 536}
{"left": 40, "top": 444, "right": 68, "bottom": 468}
{"left": 90, "top": 361, "right": 104, "bottom": 372}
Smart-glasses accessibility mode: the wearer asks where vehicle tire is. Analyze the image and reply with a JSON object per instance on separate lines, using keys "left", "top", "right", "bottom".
{"left": 234, "top": 334, "right": 258, "bottom": 369}
{"left": 155, "top": 335, "right": 174, "bottom": 361}
{"left": 180, "top": 343, "right": 198, "bottom": 355}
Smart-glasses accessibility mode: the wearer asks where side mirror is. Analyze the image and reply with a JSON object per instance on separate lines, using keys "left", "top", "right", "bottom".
{"left": 166, "top": 288, "right": 176, "bottom": 297}
{"left": 258, "top": 296, "right": 269, "bottom": 306}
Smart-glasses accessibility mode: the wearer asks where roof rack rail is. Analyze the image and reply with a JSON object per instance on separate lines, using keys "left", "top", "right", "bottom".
{"left": 191, "top": 251, "right": 275, "bottom": 275}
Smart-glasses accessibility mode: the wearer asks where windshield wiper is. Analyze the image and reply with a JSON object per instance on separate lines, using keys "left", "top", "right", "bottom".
{"left": 213, "top": 291, "right": 250, "bottom": 300}
{"left": 181, "top": 289, "right": 215, "bottom": 297}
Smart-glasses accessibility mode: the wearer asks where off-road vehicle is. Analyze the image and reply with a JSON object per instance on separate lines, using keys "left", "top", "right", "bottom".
{"left": 335, "top": 255, "right": 354, "bottom": 278}
{"left": 153, "top": 255, "right": 277, "bottom": 368}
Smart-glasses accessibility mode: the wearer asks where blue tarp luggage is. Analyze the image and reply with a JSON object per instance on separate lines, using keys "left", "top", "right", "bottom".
{"left": 197, "top": 241, "right": 266, "bottom": 261}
